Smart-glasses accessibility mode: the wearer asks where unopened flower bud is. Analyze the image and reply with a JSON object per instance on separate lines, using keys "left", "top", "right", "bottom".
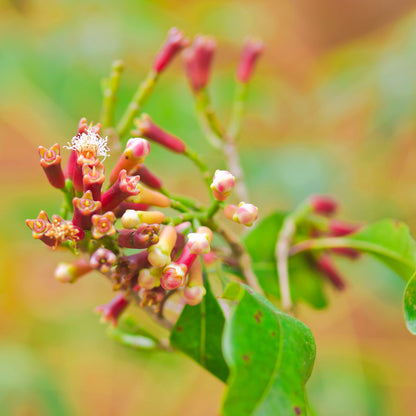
{"left": 121, "top": 209, "right": 166, "bottom": 229}
{"left": 83, "top": 163, "right": 105, "bottom": 201}
{"left": 315, "top": 255, "right": 345, "bottom": 290}
{"left": 183, "top": 35, "right": 216, "bottom": 92}
{"left": 90, "top": 248, "right": 117, "bottom": 273}
{"left": 38, "top": 143, "right": 66, "bottom": 189}
{"left": 95, "top": 294, "right": 129, "bottom": 327}
{"left": 109, "top": 138, "right": 150, "bottom": 184}
{"left": 134, "top": 114, "right": 186, "bottom": 153}
{"left": 153, "top": 27, "right": 189, "bottom": 73}
{"left": 113, "top": 202, "right": 149, "bottom": 218}
{"left": 309, "top": 195, "right": 338, "bottom": 217}
{"left": 187, "top": 231, "right": 211, "bottom": 255}
{"left": 231, "top": 202, "right": 258, "bottom": 227}
{"left": 101, "top": 170, "right": 141, "bottom": 212}
{"left": 54, "top": 258, "right": 91, "bottom": 283}
{"left": 72, "top": 190, "right": 102, "bottom": 230}
{"left": 148, "top": 225, "right": 177, "bottom": 268}
{"left": 127, "top": 183, "right": 171, "bottom": 208}
{"left": 328, "top": 220, "right": 361, "bottom": 237}
{"left": 161, "top": 263, "right": 187, "bottom": 290}
{"left": 129, "top": 164, "right": 162, "bottom": 189}
{"left": 210, "top": 170, "right": 235, "bottom": 201}
{"left": 117, "top": 224, "right": 160, "bottom": 249}
{"left": 236, "top": 37, "right": 264, "bottom": 83}
{"left": 183, "top": 259, "right": 206, "bottom": 306}
{"left": 91, "top": 211, "right": 116, "bottom": 239}
{"left": 138, "top": 267, "right": 162, "bottom": 290}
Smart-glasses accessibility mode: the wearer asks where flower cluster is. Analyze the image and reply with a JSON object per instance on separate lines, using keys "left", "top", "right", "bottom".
{"left": 26, "top": 28, "right": 262, "bottom": 328}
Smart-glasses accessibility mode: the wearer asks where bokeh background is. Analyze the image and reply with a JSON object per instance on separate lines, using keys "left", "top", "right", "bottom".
{"left": 2, "top": 0, "right": 416, "bottom": 414}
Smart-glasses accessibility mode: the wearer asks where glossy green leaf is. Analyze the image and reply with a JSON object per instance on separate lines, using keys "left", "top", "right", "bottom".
{"left": 244, "top": 212, "right": 327, "bottom": 308}
{"left": 404, "top": 272, "right": 416, "bottom": 334}
{"left": 222, "top": 282, "right": 316, "bottom": 416}
{"left": 170, "top": 278, "right": 229, "bottom": 382}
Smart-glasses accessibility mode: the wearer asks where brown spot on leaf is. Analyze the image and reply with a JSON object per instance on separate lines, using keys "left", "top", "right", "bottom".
{"left": 242, "top": 354, "right": 250, "bottom": 363}
{"left": 294, "top": 406, "right": 301, "bottom": 415}
{"left": 271, "top": 331, "right": 276, "bottom": 337}
{"left": 254, "top": 310, "right": 263, "bottom": 324}
{"left": 200, "top": 312, "right": 206, "bottom": 318}
{"left": 176, "top": 326, "right": 183, "bottom": 332}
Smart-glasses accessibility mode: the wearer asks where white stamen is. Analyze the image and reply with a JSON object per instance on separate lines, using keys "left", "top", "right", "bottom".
{"left": 64, "top": 128, "right": 110, "bottom": 161}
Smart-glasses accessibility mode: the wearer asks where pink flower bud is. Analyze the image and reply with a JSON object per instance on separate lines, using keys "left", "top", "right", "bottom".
{"left": 315, "top": 255, "right": 345, "bottom": 290}
{"left": 148, "top": 225, "right": 177, "bottom": 268}
{"left": 309, "top": 195, "right": 338, "bottom": 217}
{"left": 127, "top": 184, "right": 171, "bottom": 208}
{"left": 138, "top": 267, "right": 161, "bottom": 290}
{"left": 153, "top": 27, "right": 189, "bottom": 73}
{"left": 121, "top": 209, "right": 166, "bottom": 229}
{"left": 26, "top": 210, "right": 55, "bottom": 247}
{"left": 95, "top": 293, "right": 129, "bottom": 327}
{"left": 129, "top": 164, "right": 162, "bottom": 189}
{"left": 38, "top": 143, "right": 66, "bottom": 189}
{"left": 101, "top": 170, "right": 141, "bottom": 212}
{"left": 83, "top": 163, "right": 105, "bottom": 201}
{"left": 90, "top": 248, "right": 117, "bottom": 274}
{"left": 183, "top": 35, "right": 216, "bottom": 92}
{"left": 91, "top": 211, "right": 116, "bottom": 239}
{"left": 232, "top": 202, "right": 258, "bottom": 226}
{"left": 72, "top": 190, "right": 102, "bottom": 230}
{"left": 117, "top": 224, "right": 160, "bottom": 249}
{"left": 54, "top": 258, "right": 91, "bottom": 283}
{"left": 187, "top": 232, "right": 210, "bottom": 255}
{"left": 134, "top": 114, "right": 186, "bottom": 153}
{"left": 210, "top": 170, "right": 235, "bottom": 201}
{"left": 328, "top": 220, "right": 361, "bottom": 237}
{"left": 203, "top": 250, "right": 217, "bottom": 266}
{"left": 183, "top": 286, "right": 206, "bottom": 306}
{"left": 113, "top": 202, "right": 149, "bottom": 218}
{"left": 109, "top": 138, "right": 151, "bottom": 184}
{"left": 161, "top": 263, "right": 187, "bottom": 290}
{"left": 236, "top": 38, "right": 264, "bottom": 83}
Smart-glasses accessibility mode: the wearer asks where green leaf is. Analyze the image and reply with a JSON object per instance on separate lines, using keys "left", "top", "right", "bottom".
{"left": 244, "top": 212, "right": 327, "bottom": 308}
{"left": 346, "top": 219, "right": 416, "bottom": 280}
{"left": 170, "top": 278, "right": 229, "bottom": 382}
{"left": 222, "top": 282, "right": 316, "bottom": 416}
{"left": 404, "top": 272, "right": 416, "bottom": 334}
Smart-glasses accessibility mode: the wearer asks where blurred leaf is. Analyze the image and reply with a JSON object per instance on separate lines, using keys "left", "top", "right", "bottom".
{"left": 244, "top": 212, "right": 328, "bottom": 308}
{"left": 221, "top": 282, "right": 316, "bottom": 416}
{"left": 339, "top": 219, "right": 416, "bottom": 280}
{"left": 404, "top": 272, "right": 416, "bottom": 334}
{"left": 170, "top": 278, "right": 229, "bottom": 382}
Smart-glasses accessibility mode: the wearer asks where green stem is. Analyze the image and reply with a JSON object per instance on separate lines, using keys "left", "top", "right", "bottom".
{"left": 159, "top": 187, "right": 203, "bottom": 211}
{"left": 59, "top": 179, "right": 75, "bottom": 219}
{"left": 116, "top": 70, "right": 159, "bottom": 140}
{"left": 100, "top": 60, "right": 124, "bottom": 128}
{"left": 183, "top": 148, "right": 212, "bottom": 189}
{"left": 227, "top": 81, "right": 248, "bottom": 141}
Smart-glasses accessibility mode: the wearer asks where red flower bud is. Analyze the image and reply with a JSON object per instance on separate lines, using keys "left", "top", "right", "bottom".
{"left": 25, "top": 210, "right": 55, "bottom": 247}
{"left": 134, "top": 114, "right": 186, "bottom": 153}
{"left": 90, "top": 248, "right": 117, "bottom": 274}
{"left": 183, "top": 35, "right": 216, "bottom": 92}
{"left": 38, "top": 143, "right": 66, "bottom": 189}
{"left": 72, "top": 190, "right": 102, "bottom": 230}
{"left": 309, "top": 195, "right": 338, "bottom": 217}
{"left": 83, "top": 163, "right": 105, "bottom": 201}
{"left": 101, "top": 170, "right": 141, "bottom": 213}
{"left": 161, "top": 263, "right": 187, "bottom": 290}
{"left": 315, "top": 255, "right": 345, "bottom": 290}
{"left": 236, "top": 38, "right": 264, "bottom": 83}
{"left": 95, "top": 294, "right": 129, "bottom": 327}
{"left": 129, "top": 164, "right": 162, "bottom": 190}
{"left": 153, "top": 27, "right": 189, "bottom": 73}
{"left": 117, "top": 224, "right": 160, "bottom": 249}
{"left": 328, "top": 220, "right": 361, "bottom": 237}
{"left": 91, "top": 211, "right": 116, "bottom": 239}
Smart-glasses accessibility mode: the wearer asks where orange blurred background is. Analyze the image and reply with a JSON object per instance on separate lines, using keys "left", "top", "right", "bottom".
{"left": 2, "top": 0, "right": 416, "bottom": 414}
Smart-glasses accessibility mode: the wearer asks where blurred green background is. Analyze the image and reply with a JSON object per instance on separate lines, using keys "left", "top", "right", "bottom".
{"left": 2, "top": 0, "right": 416, "bottom": 414}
